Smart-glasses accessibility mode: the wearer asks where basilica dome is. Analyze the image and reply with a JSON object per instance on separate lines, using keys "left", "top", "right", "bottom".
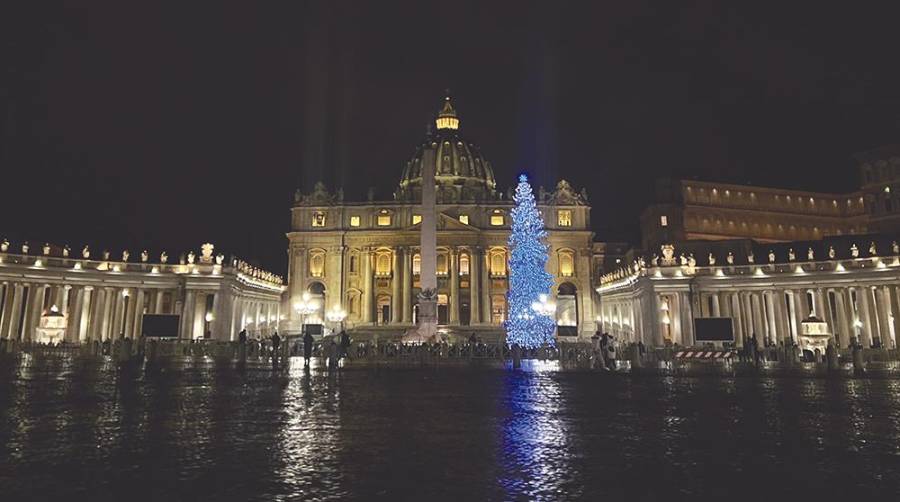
{"left": 396, "top": 97, "right": 497, "bottom": 203}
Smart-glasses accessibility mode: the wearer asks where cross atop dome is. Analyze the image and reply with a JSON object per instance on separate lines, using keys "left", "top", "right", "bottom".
{"left": 435, "top": 92, "right": 459, "bottom": 130}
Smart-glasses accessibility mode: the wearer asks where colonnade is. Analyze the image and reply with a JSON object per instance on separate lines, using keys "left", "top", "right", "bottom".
{"left": 599, "top": 282, "right": 900, "bottom": 349}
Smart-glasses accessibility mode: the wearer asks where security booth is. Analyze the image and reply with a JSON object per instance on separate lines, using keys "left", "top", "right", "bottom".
{"left": 799, "top": 315, "right": 831, "bottom": 361}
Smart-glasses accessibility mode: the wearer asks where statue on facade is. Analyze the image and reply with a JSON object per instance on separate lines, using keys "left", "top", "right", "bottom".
{"left": 893, "top": 241, "right": 900, "bottom": 255}
{"left": 122, "top": 250, "right": 130, "bottom": 262}
{"left": 42, "top": 243, "right": 51, "bottom": 255}
{"left": 788, "top": 248, "right": 796, "bottom": 261}
{"left": 580, "top": 188, "right": 589, "bottom": 202}
{"left": 200, "top": 243, "right": 214, "bottom": 263}
{"left": 22, "top": 242, "right": 29, "bottom": 254}
{"left": 828, "top": 246, "right": 836, "bottom": 259}
{"left": 726, "top": 252, "right": 734, "bottom": 265}
{"left": 747, "top": 251, "right": 755, "bottom": 264}
{"left": 294, "top": 188, "right": 302, "bottom": 203}
{"left": 187, "top": 251, "right": 196, "bottom": 264}
{"left": 661, "top": 245, "right": 676, "bottom": 266}
{"left": 807, "top": 247, "right": 814, "bottom": 261}
{"left": 215, "top": 254, "right": 224, "bottom": 265}
{"left": 688, "top": 253, "right": 697, "bottom": 268}
{"left": 679, "top": 253, "right": 687, "bottom": 266}
{"left": 538, "top": 185, "right": 546, "bottom": 202}
{"left": 0, "top": 239, "right": 8, "bottom": 252}
{"left": 768, "top": 250, "right": 776, "bottom": 263}
{"left": 708, "top": 252, "right": 716, "bottom": 266}
{"left": 851, "top": 244, "right": 859, "bottom": 258}
{"left": 82, "top": 245, "right": 90, "bottom": 259}
{"left": 160, "top": 252, "right": 168, "bottom": 263}
{"left": 102, "top": 250, "right": 110, "bottom": 260}
{"left": 651, "top": 254, "right": 659, "bottom": 267}
{"left": 62, "top": 245, "right": 70, "bottom": 257}
{"left": 869, "top": 242, "right": 877, "bottom": 256}
{"left": 141, "top": 250, "right": 149, "bottom": 262}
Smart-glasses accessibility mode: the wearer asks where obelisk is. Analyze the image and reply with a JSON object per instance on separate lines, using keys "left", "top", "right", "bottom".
{"left": 415, "top": 139, "right": 438, "bottom": 340}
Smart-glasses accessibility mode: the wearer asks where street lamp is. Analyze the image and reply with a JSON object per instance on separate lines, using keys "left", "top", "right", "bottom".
{"left": 294, "top": 292, "right": 319, "bottom": 334}
{"left": 326, "top": 305, "right": 348, "bottom": 334}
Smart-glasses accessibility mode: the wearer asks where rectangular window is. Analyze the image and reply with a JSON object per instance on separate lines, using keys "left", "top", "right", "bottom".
{"left": 377, "top": 214, "right": 392, "bottom": 226}
{"left": 660, "top": 215, "right": 668, "bottom": 227}
{"left": 349, "top": 216, "right": 360, "bottom": 227}
{"left": 558, "top": 210, "right": 572, "bottom": 227}
{"left": 412, "top": 214, "right": 422, "bottom": 225}
{"left": 459, "top": 214, "right": 469, "bottom": 225}
{"left": 312, "top": 211, "right": 326, "bottom": 227}
{"left": 490, "top": 214, "right": 504, "bottom": 226}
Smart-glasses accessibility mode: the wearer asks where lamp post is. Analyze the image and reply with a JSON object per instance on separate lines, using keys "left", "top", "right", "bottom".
{"left": 326, "top": 305, "right": 348, "bottom": 335}
{"left": 294, "top": 292, "right": 319, "bottom": 335}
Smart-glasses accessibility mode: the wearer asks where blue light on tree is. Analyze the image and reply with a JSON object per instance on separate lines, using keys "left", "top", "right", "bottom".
{"left": 505, "top": 174, "right": 556, "bottom": 349}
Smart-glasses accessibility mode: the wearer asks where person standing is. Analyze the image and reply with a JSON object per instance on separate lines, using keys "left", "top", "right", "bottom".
{"left": 271, "top": 331, "right": 281, "bottom": 370}
{"left": 303, "top": 331, "right": 314, "bottom": 367}
{"left": 339, "top": 330, "right": 351, "bottom": 361}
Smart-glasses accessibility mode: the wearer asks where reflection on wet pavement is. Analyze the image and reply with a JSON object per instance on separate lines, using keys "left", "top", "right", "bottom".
{"left": 1, "top": 355, "right": 900, "bottom": 500}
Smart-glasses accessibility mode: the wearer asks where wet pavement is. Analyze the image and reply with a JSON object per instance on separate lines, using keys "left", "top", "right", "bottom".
{"left": 2, "top": 355, "right": 900, "bottom": 501}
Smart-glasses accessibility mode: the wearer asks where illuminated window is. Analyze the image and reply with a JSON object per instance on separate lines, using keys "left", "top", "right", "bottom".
{"left": 459, "top": 214, "right": 469, "bottom": 225}
{"left": 660, "top": 215, "right": 668, "bottom": 227}
{"left": 312, "top": 212, "right": 326, "bottom": 227}
{"left": 412, "top": 214, "right": 422, "bottom": 225}
{"left": 490, "top": 250, "right": 506, "bottom": 276}
{"left": 349, "top": 216, "right": 360, "bottom": 227}
{"left": 412, "top": 254, "right": 421, "bottom": 275}
{"left": 558, "top": 210, "right": 572, "bottom": 227}
{"left": 491, "top": 296, "right": 507, "bottom": 324}
{"left": 376, "top": 252, "right": 392, "bottom": 276}
{"left": 437, "top": 254, "right": 448, "bottom": 275}
{"left": 559, "top": 251, "right": 575, "bottom": 277}
{"left": 490, "top": 210, "right": 504, "bottom": 226}
{"left": 459, "top": 253, "right": 470, "bottom": 275}
{"left": 309, "top": 251, "right": 325, "bottom": 278}
{"left": 377, "top": 211, "right": 392, "bottom": 226}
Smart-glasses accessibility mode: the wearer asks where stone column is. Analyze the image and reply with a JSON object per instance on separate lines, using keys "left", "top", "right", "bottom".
{"left": 124, "top": 289, "right": 141, "bottom": 339}
{"left": 401, "top": 247, "right": 412, "bottom": 323}
{"left": 789, "top": 290, "right": 805, "bottom": 344}
{"left": 154, "top": 289, "right": 165, "bottom": 313}
{"left": 391, "top": 249, "right": 402, "bottom": 323}
{"left": 857, "top": 286, "right": 875, "bottom": 347}
{"left": 891, "top": 287, "right": 900, "bottom": 349}
{"left": 0, "top": 283, "right": 16, "bottom": 338}
{"left": 876, "top": 286, "right": 893, "bottom": 347}
{"left": 66, "top": 286, "right": 85, "bottom": 342}
{"left": 833, "top": 288, "right": 852, "bottom": 348}
{"left": 772, "top": 290, "right": 791, "bottom": 345}
{"left": 469, "top": 249, "right": 481, "bottom": 324}
{"left": 680, "top": 292, "right": 694, "bottom": 346}
{"left": 229, "top": 297, "right": 241, "bottom": 339}
{"left": 729, "top": 293, "right": 743, "bottom": 346}
{"left": 23, "top": 284, "right": 48, "bottom": 342}
{"left": 181, "top": 290, "right": 196, "bottom": 339}
{"left": 481, "top": 248, "right": 491, "bottom": 324}
{"left": 361, "top": 248, "right": 374, "bottom": 324}
{"left": 88, "top": 288, "right": 106, "bottom": 341}
{"left": 711, "top": 293, "right": 721, "bottom": 317}
{"left": 764, "top": 291, "right": 778, "bottom": 343}
{"left": 111, "top": 290, "right": 127, "bottom": 340}
{"left": 2, "top": 283, "right": 25, "bottom": 339}
{"left": 449, "top": 248, "right": 460, "bottom": 325}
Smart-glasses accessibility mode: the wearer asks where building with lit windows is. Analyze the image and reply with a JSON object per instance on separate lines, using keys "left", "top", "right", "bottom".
{"left": 600, "top": 145, "right": 900, "bottom": 350}
{"left": 286, "top": 97, "right": 600, "bottom": 339}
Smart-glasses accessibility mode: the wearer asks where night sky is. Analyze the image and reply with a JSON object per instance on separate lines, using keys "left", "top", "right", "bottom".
{"left": 3, "top": 1, "right": 900, "bottom": 274}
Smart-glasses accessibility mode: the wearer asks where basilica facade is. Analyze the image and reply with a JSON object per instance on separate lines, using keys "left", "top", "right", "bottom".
{"left": 285, "top": 98, "right": 598, "bottom": 339}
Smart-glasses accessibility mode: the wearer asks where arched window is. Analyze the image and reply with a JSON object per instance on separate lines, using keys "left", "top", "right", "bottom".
{"left": 309, "top": 250, "right": 325, "bottom": 278}
{"left": 490, "top": 250, "right": 506, "bottom": 277}
{"left": 376, "top": 252, "right": 392, "bottom": 276}
{"left": 412, "top": 253, "right": 421, "bottom": 275}
{"left": 558, "top": 250, "right": 575, "bottom": 277}
{"left": 459, "top": 253, "right": 470, "bottom": 275}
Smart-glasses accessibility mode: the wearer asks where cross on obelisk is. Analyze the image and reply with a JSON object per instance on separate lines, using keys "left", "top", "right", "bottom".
{"left": 415, "top": 139, "right": 438, "bottom": 340}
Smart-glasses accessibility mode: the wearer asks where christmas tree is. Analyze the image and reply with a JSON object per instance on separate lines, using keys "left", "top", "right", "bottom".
{"left": 505, "top": 174, "right": 556, "bottom": 349}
